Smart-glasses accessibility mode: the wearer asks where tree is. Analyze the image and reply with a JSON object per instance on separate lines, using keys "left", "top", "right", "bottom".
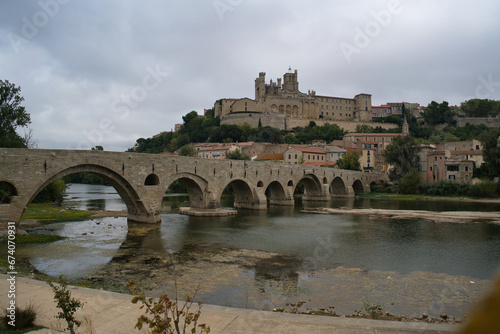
{"left": 480, "top": 128, "right": 500, "bottom": 182}
{"left": 0, "top": 80, "right": 31, "bottom": 148}
{"left": 178, "top": 144, "right": 197, "bottom": 157}
{"left": 461, "top": 99, "right": 500, "bottom": 118}
{"left": 338, "top": 151, "right": 361, "bottom": 171}
{"left": 423, "top": 101, "right": 453, "bottom": 126}
{"left": 383, "top": 135, "right": 420, "bottom": 181}
{"left": 226, "top": 148, "right": 250, "bottom": 160}
{"left": 398, "top": 169, "right": 420, "bottom": 194}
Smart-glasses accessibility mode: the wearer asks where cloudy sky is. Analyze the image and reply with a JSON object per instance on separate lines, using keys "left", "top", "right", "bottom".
{"left": 1, "top": 0, "right": 499, "bottom": 151}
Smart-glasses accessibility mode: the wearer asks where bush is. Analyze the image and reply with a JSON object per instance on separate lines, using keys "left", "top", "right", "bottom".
{"left": 3, "top": 302, "right": 38, "bottom": 330}
{"left": 399, "top": 170, "right": 420, "bottom": 194}
{"left": 470, "top": 180, "right": 498, "bottom": 198}
{"left": 48, "top": 275, "right": 84, "bottom": 334}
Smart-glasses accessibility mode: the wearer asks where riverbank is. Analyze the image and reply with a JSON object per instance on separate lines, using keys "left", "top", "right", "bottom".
{"left": 0, "top": 274, "right": 459, "bottom": 334}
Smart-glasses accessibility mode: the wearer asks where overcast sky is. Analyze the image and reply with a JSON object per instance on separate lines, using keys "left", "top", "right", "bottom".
{"left": 1, "top": 0, "right": 499, "bottom": 151}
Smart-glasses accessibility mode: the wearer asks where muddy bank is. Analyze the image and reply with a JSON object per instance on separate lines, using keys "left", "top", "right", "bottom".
{"left": 75, "top": 240, "right": 490, "bottom": 322}
{"left": 302, "top": 207, "right": 500, "bottom": 224}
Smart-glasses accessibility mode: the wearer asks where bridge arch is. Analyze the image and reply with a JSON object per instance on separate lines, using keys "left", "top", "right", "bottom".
{"left": 166, "top": 173, "right": 208, "bottom": 209}
{"left": 352, "top": 179, "right": 365, "bottom": 195}
{"left": 25, "top": 164, "right": 148, "bottom": 222}
{"left": 297, "top": 174, "right": 323, "bottom": 199}
{"left": 0, "top": 181, "right": 18, "bottom": 204}
{"left": 219, "top": 178, "right": 263, "bottom": 210}
{"left": 330, "top": 177, "right": 347, "bottom": 196}
{"left": 265, "top": 181, "right": 292, "bottom": 206}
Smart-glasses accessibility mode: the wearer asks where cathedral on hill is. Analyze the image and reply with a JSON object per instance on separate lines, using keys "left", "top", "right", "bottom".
{"left": 214, "top": 68, "right": 373, "bottom": 130}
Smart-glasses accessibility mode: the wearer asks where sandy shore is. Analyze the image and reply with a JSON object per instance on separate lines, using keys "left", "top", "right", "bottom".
{"left": 302, "top": 207, "right": 500, "bottom": 224}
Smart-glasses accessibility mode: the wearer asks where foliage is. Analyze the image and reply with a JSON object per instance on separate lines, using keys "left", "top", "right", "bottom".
{"left": 355, "top": 124, "right": 400, "bottom": 134}
{"left": 178, "top": 145, "right": 197, "bottom": 157}
{"left": 480, "top": 128, "right": 500, "bottom": 180}
{"left": 422, "top": 101, "right": 454, "bottom": 125}
{"left": 398, "top": 170, "right": 420, "bottom": 194}
{"left": 337, "top": 151, "right": 361, "bottom": 171}
{"left": 372, "top": 115, "right": 403, "bottom": 126}
{"left": 445, "top": 123, "right": 488, "bottom": 141}
{"left": 48, "top": 276, "right": 84, "bottom": 334}
{"left": 2, "top": 302, "right": 38, "bottom": 330}
{"left": 469, "top": 180, "right": 498, "bottom": 198}
{"left": 292, "top": 122, "right": 345, "bottom": 144}
{"left": 226, "top": 148, "right": 250, "bottom": 160}
{"left": 461, "top": 99, "right": 500, "bottom": 118}
{"left": 127, "top": 281, "right": 210, "bottom": 334}
{"left": 63, "top": 172, "right": 109, "bottom": 185}
{"left": 416, "top": 180, "right": 499, "bottom": 198}
{"left": 32, "top": 179, "right": 67, "bottom": 204}
{"left": 383, "top": 135, "right": 420, "bottom": 180}
{"left": 0, "top": 79, "right": 31, "bottom": 148}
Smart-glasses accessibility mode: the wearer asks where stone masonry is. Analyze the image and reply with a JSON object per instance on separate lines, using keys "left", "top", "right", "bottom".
{"left": 0, "top": 148, "right": 388, "bottom": 224}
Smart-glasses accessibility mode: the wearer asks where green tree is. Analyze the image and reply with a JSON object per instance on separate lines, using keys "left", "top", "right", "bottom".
{"left": 480, "top": 128, "right": 500, "bottom": 182}
{"left": 338, "top": 151, "right": 361, "bottom": 171}
{"left": 178, "top": 144, "right": 197, "bottom": 157}
{"left": 0, "top": 80, "right": 31, "bottom": 148}
{"left": 226, "top": 148, "right": 250, "bottom": 160}
{"left": 461, "top": 99, "right": 500, "bottom": 118}
{"left": 383, "top": 135, "right": 420, "bottom": 181}
{"left": 423, "top": 101, "right": 453, "bottom": 125}
{"left": 33, "top": 179, "right": 67, "bottom": 204}
{"left": 398, "top": 169, "right": 420, "bottom": 194}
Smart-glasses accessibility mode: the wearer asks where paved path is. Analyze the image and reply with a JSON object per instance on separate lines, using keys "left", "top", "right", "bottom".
{"left": 1, "top": 274, "right": 460, "bottom": 333}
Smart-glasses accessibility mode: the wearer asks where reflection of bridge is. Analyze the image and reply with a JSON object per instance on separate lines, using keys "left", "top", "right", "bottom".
{"left": 0, "top": 149, "right": 388, "bottom": 224}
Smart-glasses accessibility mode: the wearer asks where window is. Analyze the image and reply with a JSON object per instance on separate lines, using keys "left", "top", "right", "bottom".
{"left": 465, "top": 166, "right": 469, "bottom": 171}
{"left": 465, "top": 175, "right": 469, "bottom": 181}
{"left": 308, "top": 155, "right": 310, "bottom": 159}
{"left": 430, "top": 167, "right": 433, "bottom": 171}
{"left": 340, "top": 113, "right": 342, "bottom": 116}
{"left": 321, "top": 156, "right": 324, "bottom": 160}
{"left": 313, "top": 155, "right": 315, "bottom": 160}
{"left": 434, "top": 157, "right": 437, "bottom": 162}
{"left": 447, "top": 165, "right": 459, "bottom": 172}
{"left": 449, "top": 175, "right": 456, "bottom": 180}
{"left": 418, "top": 164, "right": 422, "bottom": 172}
{"left": 295, "top": 154, "right": 298, "bottom": 159}
{"left": 288, "top": 154, "right": 291, "bottom": 159}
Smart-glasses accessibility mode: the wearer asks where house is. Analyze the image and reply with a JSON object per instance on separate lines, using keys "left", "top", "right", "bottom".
{"left": 284, "top": 146, "right": 326, "bottom": 164}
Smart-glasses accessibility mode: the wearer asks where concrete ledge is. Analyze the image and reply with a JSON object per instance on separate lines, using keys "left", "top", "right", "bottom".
{"left": 179, "top": 207, "right": 237, "bottom": 217}
{"left": 0, "top": 275, "right": 460, "bottom": 334}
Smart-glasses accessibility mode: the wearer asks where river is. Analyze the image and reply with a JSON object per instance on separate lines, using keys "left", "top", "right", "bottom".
{"left": 19, "top": 183, "right": 500, "bottom": 319}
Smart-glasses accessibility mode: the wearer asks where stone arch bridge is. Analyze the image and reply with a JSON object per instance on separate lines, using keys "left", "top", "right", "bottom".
{"left": 0, "top": 149, "right": 388, "bottom": 224}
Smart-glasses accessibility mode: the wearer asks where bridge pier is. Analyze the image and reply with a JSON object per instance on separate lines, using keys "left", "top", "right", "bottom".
{"left": 127, "top": 211, "right": 162, "bottom": 224}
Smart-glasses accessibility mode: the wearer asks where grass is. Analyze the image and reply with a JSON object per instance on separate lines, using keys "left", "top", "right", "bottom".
{"left": 21, "top": 203, "right": 94, "bottom": 223}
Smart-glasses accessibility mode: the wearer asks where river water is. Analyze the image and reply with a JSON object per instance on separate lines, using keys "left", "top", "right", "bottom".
{"left": 20, "top": 183, "right": 500, "bottom": 319}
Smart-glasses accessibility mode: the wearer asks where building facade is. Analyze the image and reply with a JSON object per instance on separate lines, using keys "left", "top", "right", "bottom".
{"left": 214, "top": 69, "right": 373, "bottom": 126}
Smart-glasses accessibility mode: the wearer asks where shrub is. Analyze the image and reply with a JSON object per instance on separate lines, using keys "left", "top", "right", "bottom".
{"left": 2, "top": 302, "right": 38, "bottom": 330}
{"left": 48, "top": 275, "right": 84, "bottom": 334}
{"left": 398, "top": 170, "right": 420, "bottom": 194}
{"left": 470, "top": 180, "right": 498, "bottom": 198}
{"left": 127, "top": 281, "right": 210, "bottom": 334}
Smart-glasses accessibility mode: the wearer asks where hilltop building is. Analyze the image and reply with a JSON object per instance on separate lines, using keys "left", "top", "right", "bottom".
{"left": 215, "top": 68, "right": 374, "bottom": 130}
